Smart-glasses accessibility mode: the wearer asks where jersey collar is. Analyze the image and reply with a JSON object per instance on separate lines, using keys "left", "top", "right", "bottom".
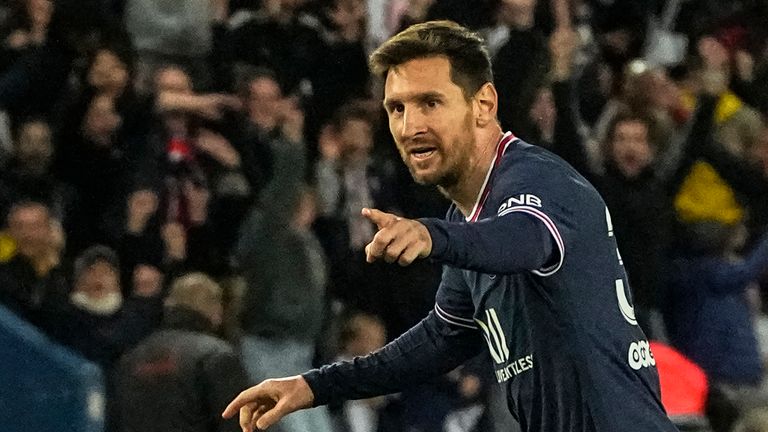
{"left": 466, "top": 131, "right": 516, "bottom": 222}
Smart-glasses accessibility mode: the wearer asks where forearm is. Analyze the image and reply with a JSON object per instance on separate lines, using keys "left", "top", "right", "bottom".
{"left": 421, "top": 211, "right": 555, "bottom": 274}
{"left": 302, "top": 311, "right": 482, "bottom": 406}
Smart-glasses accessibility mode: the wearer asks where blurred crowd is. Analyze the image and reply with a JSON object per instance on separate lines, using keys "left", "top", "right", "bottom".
{"left": 1, "top": 0, "right": 768, "bottom": 431}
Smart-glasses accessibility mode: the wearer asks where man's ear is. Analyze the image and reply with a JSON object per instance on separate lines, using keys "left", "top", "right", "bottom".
{"left": 473, "top": 83, "right": 498, "bottom": 128}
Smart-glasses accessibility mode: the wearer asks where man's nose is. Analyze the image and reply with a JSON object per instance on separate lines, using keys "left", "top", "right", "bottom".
{"left": 401, "top": 107, "right": 427, "bottom": 139}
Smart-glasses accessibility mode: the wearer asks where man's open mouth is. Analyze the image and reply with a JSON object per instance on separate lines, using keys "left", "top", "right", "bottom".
{"left": 410, "top": 147, "right": 437, "bottom": 160}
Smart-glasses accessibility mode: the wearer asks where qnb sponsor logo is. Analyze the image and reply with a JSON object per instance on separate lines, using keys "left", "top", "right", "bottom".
{"left": 498, "top": 194, "right": 543, "bottom": 214}
{"left": 628, "top": 340, "right": 656, "bottom": 370}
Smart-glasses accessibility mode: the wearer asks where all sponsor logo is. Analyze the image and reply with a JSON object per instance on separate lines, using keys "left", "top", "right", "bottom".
{"left": 628, "top": 340, "right": 656, "bottom": 370}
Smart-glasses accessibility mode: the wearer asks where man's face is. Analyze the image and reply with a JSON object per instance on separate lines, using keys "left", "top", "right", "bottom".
{"left": 247, "top": 77, "right": 282, "bottom": 126}
{"left": 339, "top": 118, "right": 373, "bottom": 157}
{"left": 384, "top": 56, "right": 476, "bottom": 187}
{"left": 8, "top": 205, "right": 51, "bottom": 259}
{"left": 88, "top": 49, "right": 129, "bottom": 93}
{"left": 610, "top": 120, "right": 654, "bottom": 178}
{"left": 71, "top": 260, "right": 123, "bottom": 315}
{"left": 154, "top": 67, "right": 193, "bottom": 94}
{"left": 16, "top": 121, "right": 53, "bottom": 170}
{"left": 76, "top": 261, "right": 120, "bottom": 299}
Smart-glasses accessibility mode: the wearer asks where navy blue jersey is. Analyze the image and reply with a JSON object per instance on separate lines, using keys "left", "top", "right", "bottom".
{"left": 303, "top": 133, "right": 676, "bottom": 432}
{"left": 427, "top": 133, "right": 675, "bottom": 431}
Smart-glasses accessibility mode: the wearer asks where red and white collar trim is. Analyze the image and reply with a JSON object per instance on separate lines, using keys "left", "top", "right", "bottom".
{"left": 466, "top": 132, "right": 516, "bottom": 222}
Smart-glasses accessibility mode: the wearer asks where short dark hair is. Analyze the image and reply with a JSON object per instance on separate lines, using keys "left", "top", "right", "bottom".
{"left": 604, "top": 110, "right": 659, "bottom": 152}
{"left": 73, "top": 245, "right": 120, "bottom": 282}
{"left": 233, "top": 65, "right": 280, "bottom": 99}
{"left": 369, "top": 20, "right": 493, "bottom": 99}
{"left": 330, "top": 100, "right": 374, "bottom": 133}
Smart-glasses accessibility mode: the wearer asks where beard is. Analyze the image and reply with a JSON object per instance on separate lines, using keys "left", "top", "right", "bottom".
{"left": 400, "top": 112, "right": 473, "bottom": 189}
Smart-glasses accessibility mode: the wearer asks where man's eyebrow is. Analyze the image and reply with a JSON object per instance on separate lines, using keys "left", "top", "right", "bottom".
{"left": 383, "top": 98, "right": 401, "bottom": 110}
{"left": 383, "top": 91, "right": 444, "bottom": 110}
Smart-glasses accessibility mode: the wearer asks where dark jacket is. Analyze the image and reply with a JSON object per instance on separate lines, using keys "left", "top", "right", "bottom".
{"left": 114, "top": 306, "right": 248, "bottom": 432}
{"left": 666, "top": 232, "right": 768, "bottom": 385}
{"left": 49, "top": 296, "right": 163, "bottom": 368}
{"left": 0, "top": 254, "right": 69, "bottom": 330}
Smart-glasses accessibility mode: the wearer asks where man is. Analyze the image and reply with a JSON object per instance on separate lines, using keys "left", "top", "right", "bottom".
{"left": 115, "top": 272, "right": 248, "bottom": 432}
{"left": 0, "top": 201, "right": 67, "bottom": 327}
{"left": 224, "top": 20, "right": 677, "bottom": 432}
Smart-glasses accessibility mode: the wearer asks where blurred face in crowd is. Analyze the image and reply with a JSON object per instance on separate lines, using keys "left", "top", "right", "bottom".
{"left": 7, "top": 203, "right": 51, "bottom": 260}
{"left": 16, "top": 120, "right": 53, "bottom": 172}
{"left": 610, "top": 119, "right": 654, "bottom": 178}
{"left": 82, "top": 94, "right": 122, "bottom": 146}
{"left": 247, "top": 76, "right": 283, "bottom": 130}
{"left": 384, "top": 56, "right": 476, "bottom": 188}
{"left": 71, "top": 260, "right": 123, "bottom": 316}
{"left": 88, "top": 49, "right": 130, "bottom": 96}
{"left": 339, "top": 117, "right": 373, "bottom": 160}
{"left": 154, "top": 67, "right": 193, "bottom": 95}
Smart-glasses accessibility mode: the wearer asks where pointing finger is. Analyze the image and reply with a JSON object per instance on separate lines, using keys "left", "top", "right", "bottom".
{"left": 362, "top": 208, "right": 398, "bottom": 229}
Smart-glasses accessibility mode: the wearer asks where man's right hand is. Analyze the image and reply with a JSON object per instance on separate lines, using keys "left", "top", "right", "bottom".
{"left": 222, "top": 376, "right": 315, "bottom": 431}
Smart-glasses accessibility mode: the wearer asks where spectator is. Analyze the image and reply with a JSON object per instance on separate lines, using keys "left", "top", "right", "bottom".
{"left": 57, "top": 93, "right": 129, "bottom": 255}
{"left": 491, "top": 0, "right": 550, "bottom": 139}
{"left": 0, "top": 119, "right": 74, "bottom": 224}
{"left": 235, "top": 67, "right": 302, "bottom": 193}
{"left": 0, "top": 201, "right": 67, "bottom": 327}
{"left": 666, "top": 223, "right": 768, "bottom": 413}
{"left": 315, "top": 102, "right": 399, "bottom": 311}
{"left": 0, "top": 0, "right": 52, "bottom": 72}
{"left": 227, "top": 0, "right": 370, "bottom": 141}
{"left": 235, "top": 114, "right": 333, "bottom": 430}
{"left": 114, "top": 272, "right": 248, "bottom": 432}
{"left": 49, "top": 246, "right": 164, "bottom": 367}
{"left": 333, "top": 312, "right": 388, "bottom": 432}
{"left": 124, "top": 0, "right": 226, "bottom": 91}
{"left": 226, "top": 0, "right": 321, "bottom": 97}
{"left": 124, "top": 65, "right": 245, "bottom": 276}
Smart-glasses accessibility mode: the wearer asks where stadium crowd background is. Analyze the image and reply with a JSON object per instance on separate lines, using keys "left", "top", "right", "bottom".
{"left": 1, "top": 0, "right": 768, "bottom": 431}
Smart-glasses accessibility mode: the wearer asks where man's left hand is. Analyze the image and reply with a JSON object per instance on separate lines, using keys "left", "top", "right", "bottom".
{"left": 362, "top": 208, "right": 432, "bottom": 266}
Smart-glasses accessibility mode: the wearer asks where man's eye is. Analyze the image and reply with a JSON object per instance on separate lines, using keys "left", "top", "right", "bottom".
{"left": 426, "top": 100, "right": 438, "bottom": 108}
{"left": 394, "top": 104, "right": 405, "bottom": 113}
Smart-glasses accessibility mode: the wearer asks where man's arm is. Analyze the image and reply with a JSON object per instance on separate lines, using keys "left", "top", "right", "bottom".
{"left": 302, "top": 310, "right": 482, "bottom": 406}
{"left": 223, "top": 310, "right": 482, "bottom": 431}
{"left": 422, "top": 212, "right": 557, "bottom": 275}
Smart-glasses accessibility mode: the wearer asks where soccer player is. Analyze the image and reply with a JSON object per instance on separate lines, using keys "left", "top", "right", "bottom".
{"left": 223, "top": 20, "right": 678, "bottom": 432}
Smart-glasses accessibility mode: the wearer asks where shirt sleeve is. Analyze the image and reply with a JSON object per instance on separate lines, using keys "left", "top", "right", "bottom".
{"left": 421, "top": 156, "right": 568, "bottom": 276}
{"left": 433, "top": 265, "right": 477, "bottom": 329}
{"left": 302, "top": 309, "right": 482, "bottom": 406}
{"left": 421, "top": 206, "right": 561, "bottom": 276}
